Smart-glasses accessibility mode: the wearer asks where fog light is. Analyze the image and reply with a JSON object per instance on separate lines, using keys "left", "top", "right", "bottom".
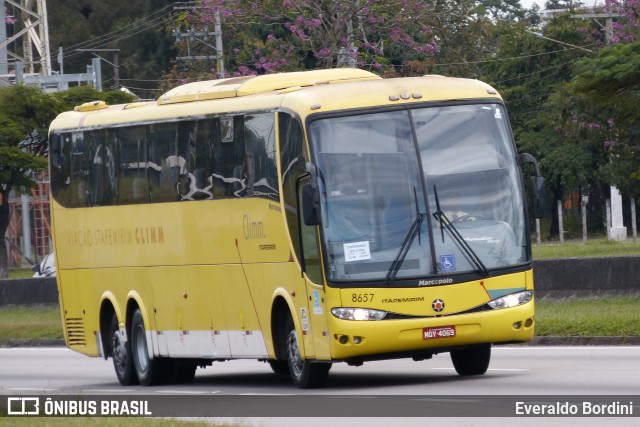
{"left": 353, "top": 336, "right": 362, "bottom": 344}
{"left": 338, "top": 335, "right": 349, "bottom": 345}
{"left": 513, "top": 321, "right": 522, "bottom": 329}
{"left": 525, "top": 318, "right": 534, "bottom": 328}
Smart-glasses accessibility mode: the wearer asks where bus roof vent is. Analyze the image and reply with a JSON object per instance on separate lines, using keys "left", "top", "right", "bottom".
{"left": 74, "top": 100, "right": 109, "bottom": 112}
{"left": 157, "top": 69, "right": 381, "bottom": 105}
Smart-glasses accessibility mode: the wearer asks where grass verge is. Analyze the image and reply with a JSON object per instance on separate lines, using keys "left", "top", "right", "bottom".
{"left": 532, "top": 237, "right": 640, "bottom": 259}
{"left": 0, "top": 418, "right": 240, "bottom": 427}
{"left": 0, "top": 305, "right": 63, "bottom": 342}
{"left": 6, "top": 268, "right": 36, "bottom": 279}
{"left": 534, "top": 295, "right": 640, "bottom": 336}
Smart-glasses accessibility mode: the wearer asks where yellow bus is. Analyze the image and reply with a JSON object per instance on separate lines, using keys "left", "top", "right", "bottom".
{"left": 48, "top": 68, "right": 544, "bottom": 388}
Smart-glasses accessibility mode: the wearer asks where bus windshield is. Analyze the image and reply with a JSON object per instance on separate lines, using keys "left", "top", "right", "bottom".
{"left": 308, "top": 103, "right": 528, "bottom": 284}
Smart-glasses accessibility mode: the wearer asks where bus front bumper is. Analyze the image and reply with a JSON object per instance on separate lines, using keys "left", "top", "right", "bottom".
{"left": 327, "top": 301, "right": 534, "bottom": 361}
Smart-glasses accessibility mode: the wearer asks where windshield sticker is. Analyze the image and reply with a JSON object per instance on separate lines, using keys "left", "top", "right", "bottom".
{"left": 344, "top": 241, "right": 371, "bottom": 262}
{"left": 439, "top": 254, "right": 456, "bottom": 272}
{"left": 494, "top": 107, "right": 503, "bottom": 119}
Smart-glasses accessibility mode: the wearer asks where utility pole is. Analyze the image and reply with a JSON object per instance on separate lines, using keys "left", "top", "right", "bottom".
{"left": 337, "top": 6, "right": 357, "bottom": 68}
{"left": 571, "top": 11, "right": 626, "bottom": 241}
{"left": 76, "top": 48, "right": 120, "bottom": 89}
{"left": 173, "top": 3, "right": 225, "bottom": 78}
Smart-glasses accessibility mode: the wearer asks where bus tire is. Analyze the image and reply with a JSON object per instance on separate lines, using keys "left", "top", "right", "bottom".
{"left": 450, "top": 343, "right": 491, "bottom": 376}
{"left": 110, "top": 313, "right": 137, "bottom": 386}
{"left": 285, "top": 314, "right": 330, "bottom": 388}
{"left": 130, "top": 308, "right": 169, "bottom": 386}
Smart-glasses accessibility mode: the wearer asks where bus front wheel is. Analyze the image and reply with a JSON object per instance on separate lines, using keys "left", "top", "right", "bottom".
{"left": 110, "top": 313, "right": 137, "bottom": 386}
{"left": 130, "top": 308, "right": 169, "bottom": 386}
{"left": 450, "top": 343, "right": 491, "bottom": 376}
{"left": 284, "top": 314, "right": 330, "bottom": 388}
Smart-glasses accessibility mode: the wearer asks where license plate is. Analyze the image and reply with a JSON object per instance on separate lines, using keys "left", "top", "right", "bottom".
{"left": 423, "top": 326, "right": 456, "bottom": 340}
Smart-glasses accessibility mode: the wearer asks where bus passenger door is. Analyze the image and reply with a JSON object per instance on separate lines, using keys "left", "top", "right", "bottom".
{"left": 298, "top": 182, "right": 331, "bottom": 360}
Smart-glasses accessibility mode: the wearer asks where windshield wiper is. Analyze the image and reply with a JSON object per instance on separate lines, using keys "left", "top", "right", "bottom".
{"left": 385, "top": 213, "right": 425, "bottom": 285}
{"left": 385, "top": 187, "right": 425, "bottom": 285}
{"left": 433, "top": 186, "right": 489, "bottom": 277}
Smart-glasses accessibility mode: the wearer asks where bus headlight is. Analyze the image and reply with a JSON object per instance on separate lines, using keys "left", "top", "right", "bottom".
{"left": 488, "top": 291, "right": 533, "bottom": 309}
{"left": 332, "top": 307, "right": 388, "bottom": 321}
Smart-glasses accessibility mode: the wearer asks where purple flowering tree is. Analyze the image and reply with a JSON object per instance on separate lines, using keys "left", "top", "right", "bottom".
{"left": 606, "top": 0, "right": 640, "bottom": 43}
{"left": 4, "top": 7, "right": 16, "bottom": 25}
{"left": 170, "top": 0, "right": 501, "bottom": 78}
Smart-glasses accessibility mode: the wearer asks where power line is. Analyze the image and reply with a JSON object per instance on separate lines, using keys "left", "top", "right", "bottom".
{"left": 63, "top": 5, "right": 175, "bottom": 59}
{"left": 435, "top": 45, "right": 594, "bottom": 67}
{"left": 488, "top": 60, "right": 579, "bottom": 85}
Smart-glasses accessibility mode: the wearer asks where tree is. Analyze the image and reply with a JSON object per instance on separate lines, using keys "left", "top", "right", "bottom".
{"left": 46, "top": 0, "right": 176, "bottom": 98}
{"left": 0, "top": 85, "right": 59, "bottom": 277}
{"left": 569, "top": 41, "right": 640, "bottom": 196}
{"left": 166, "top": 0, "right": 542, "bottom": 83}
{"left": 0, "top": 85, "right": 134, "bottom": 277}
{"left": 172, "top": 0, "right": 507, "bottom": 78}
{"left": 480, "top": 9, "right": 611, "bottom": 236}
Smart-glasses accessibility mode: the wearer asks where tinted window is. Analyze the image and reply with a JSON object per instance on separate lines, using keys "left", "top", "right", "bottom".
{"left": 50, "top": 113, "right": 280, "bottom": 208}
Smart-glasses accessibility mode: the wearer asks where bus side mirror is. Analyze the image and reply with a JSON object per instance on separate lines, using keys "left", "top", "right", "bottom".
{"left": 519, "top": 153, "right": 546, "bottom": 219}
{"left": 530, "top": 176, "right": 546, "bottom": 219}
{"left": 301, "top": 183, "right": 321, "bottom": 226}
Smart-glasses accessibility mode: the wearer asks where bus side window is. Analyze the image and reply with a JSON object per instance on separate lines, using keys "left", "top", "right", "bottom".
{"left": 244, "top": 113, "right": 278, "bottom": 199}
{"left": 119, "top": 126, "right": 150, "bottom": 204}
{"left": 194, "top": 119, "right": 216, "bottom": 199}
{"left": 87, "top": 130, "right": 118, "bottom": 207}
{"left": 177, "top": 120, "right": 215, "bottom": 201}
{"left": 206, "top": 118, "right": 227, "bottom": 198}
{"left": 212, "top": 115, "right": 246, "bottom": 198}
{"left": 231, "top": 116, "right": 246, "bottom": 197}
{"left": 52, "top": 132, "right": 83, "bottom": 208}
{"left": 278, "top": 111, "right": 320, "bottom": 280}
{"left": 69, "top": 132, "right": 88, "bottom": 207}
{"left": 150, "top": 123, "right": 180, "bottom": 203}
{"left": 298, "top": 175, "right": 323, "bottom": 284}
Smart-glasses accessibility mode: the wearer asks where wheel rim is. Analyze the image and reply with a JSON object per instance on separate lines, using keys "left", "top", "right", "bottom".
{"left": 286, "top": 330, "right": 303, "bottom": 379}
{"left": 133, "top": 324, "right": 148, "bottom": 373}
{"left": 112, "top": 330, "right": 127, "bottom": 376}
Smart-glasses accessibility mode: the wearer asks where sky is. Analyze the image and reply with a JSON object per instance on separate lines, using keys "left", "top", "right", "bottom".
{"left": 520, "top": 0, "right": 544, "bottom": 9}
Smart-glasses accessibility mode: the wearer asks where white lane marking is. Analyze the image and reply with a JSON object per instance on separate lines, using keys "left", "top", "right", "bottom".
{"left": 8, "top": 387, "right": 59, "bottom": 391}
{"left": 430, "top": 368, "right": 529, "bottom": 371}
{"left": 0, "top": 348, "right": 70, "bottom": 351}
{"left": 238, "top": 393, "right": 296, "bottom": 396}
{"left": 157, "top": 390, "right": 221, "bottom": 395}
{"left": 494, "top": 346, "right": 640, "bottom": 350}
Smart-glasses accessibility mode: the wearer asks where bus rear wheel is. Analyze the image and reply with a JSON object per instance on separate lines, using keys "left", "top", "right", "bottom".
{"left": 450, "top": 343, "right": 491, "bottom": 376}
{"left": 284, "top": 314, "right": 330, "bottom": 388}
{"left": 110, "top": 313, "right": 137, "bottom": 386}
{"left": 130, "top": 308, "right": 170, "bottom": 386}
